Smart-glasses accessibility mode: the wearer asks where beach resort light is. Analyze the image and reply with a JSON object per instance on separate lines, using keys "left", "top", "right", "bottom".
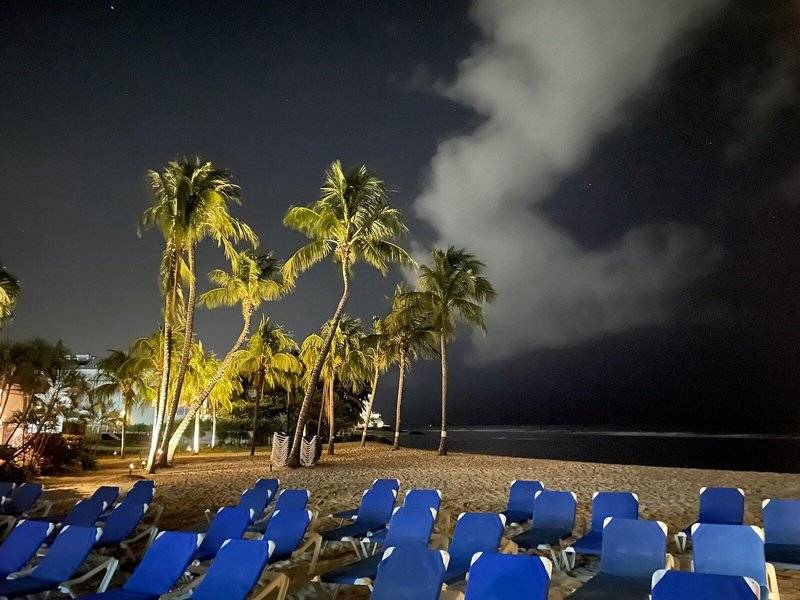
{"left": 128, "top": 462, "right": 135, "bottom": 477}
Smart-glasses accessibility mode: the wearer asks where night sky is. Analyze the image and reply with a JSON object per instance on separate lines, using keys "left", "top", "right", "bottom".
{"left": 1, "top": 1, "right": 799, "bottom": 433}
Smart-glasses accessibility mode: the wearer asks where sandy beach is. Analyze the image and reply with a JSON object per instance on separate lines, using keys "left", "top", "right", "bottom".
{"left": 40, "top": 442, "right": 800, "bottom": 598}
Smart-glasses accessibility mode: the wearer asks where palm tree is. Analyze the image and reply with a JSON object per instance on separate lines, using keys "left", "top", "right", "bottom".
{"left": 236, "top": 317, "right": 301, "bottom": 456}
{"left": 140, "top": 157, "right": 256, "bottom": 470}
{"left": 404, "top": 247, "right": 496, "bottom": 455}
{"left": 95, "top": 348, "right": 150, "bottom": 458}
{"left": 0, "top": 262, "right": 20, "bottom": 324}
{"left": 300, "top": 316, "right": 368, "bottom": 455}
{"left": 165, "top": 250, "right": 283, "bottom": 463}
{"left": 359, "top": 316, "right": 393, "bottom": 447}
{"left": 282, "top": 161, "right": 414, "bottom": 466}
{"left": 383, "top": 287, "right": 438, "bottom": 450}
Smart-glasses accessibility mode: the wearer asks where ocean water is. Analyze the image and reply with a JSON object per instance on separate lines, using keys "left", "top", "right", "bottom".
{"left": 375, "top": 427, "right": 800, "bottom": 473}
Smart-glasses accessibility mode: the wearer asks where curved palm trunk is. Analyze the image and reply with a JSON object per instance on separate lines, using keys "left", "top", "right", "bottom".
{"left": 360, "top": 365, "right": 380, "bottom": 447}
{"left": 120, "top": 400, "right": 127, "bottom": 459}
{"left": 438, "top": 336, "right": 448, "bottom": 456}
{"left": 250, "top": 366, "right": 265, "bottom": 457}
{"left": 392, "top": 351, "right": 406, "bottom": 451}
{"left": 192, "top": 411, "right": 201, "bottom": 454}
{"left": 166, "top": 305, "right": 253, "bottom": 464}
{"left": 159, "top": 244, "right": 196, "bottom": 466}
{"left": 326, "top": 378, "right": 335, "bottom": 455}
{"left": 211, "top": 404, "right": 217, "bottom": 448}
{"left": 147, "top": 247, "right": 178, "bottom": 473}
{"left": 287, "top": 262, "right": 351, "bottom": 468}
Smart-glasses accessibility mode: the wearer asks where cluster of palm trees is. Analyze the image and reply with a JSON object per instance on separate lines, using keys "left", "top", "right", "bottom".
{"left": 6, "top": 157, "right": 495, "bottom": 471}
{"left": 0, "top": 262, "right": 20, "bottom": 324}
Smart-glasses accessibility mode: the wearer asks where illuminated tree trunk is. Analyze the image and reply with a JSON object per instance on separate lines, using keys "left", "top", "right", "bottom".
{"left": 393, "top": 350, "right": 406, "bottom": 451}
{"left": 438, "top": 336, "right": 448, "bottom": 456}
{"left": 360, "top": 365, "right": 380, "bottom": 447}
{"left": 192, "top": 411, "right": 200, "bottom": 454}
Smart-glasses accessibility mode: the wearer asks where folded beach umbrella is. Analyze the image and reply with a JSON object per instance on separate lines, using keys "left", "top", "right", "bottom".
{"left": 188, "top": 539, "right": 275, "bottom": 600}
{"left": 332, "top": 478, "right": 400, "bottom": 521}
{"left": 371, "top": 547, "right": 450, "bottom": 600}
{"left": 762, "top": 498, "right": 800, "bottom": 569}
{"left": 563, "top": 491, "right": 639, "bottom": 568}
{"left": 501, "top": 479, "right": 544, "bottom": 525}
{"left": 0, "top": 525, "right": 103, "bottom": 598}
{"left": 463, "top": 552, "right": 552, "bottom": 600}
{"left": 443, "top": 512, "right": 506, "bottom": 585}
{"left": 320, "top": 506, "right": 437, "bottom": 587}
{"left": 692, "top": 523, "right": 779, "bottom": 600}
{"left": 76, "top": 531, "right": 200, "bottom": 600}
{"left": 675, "top": 487, "right": 745, "bottom": 552}
{"left": 192, "top": 506, "right": 252, "bottom": 562}
{"left": 566, "top": 517, "right": 670, "bottom": 600}
{"left": 651, "top": 569, "right": 761, "bottom": 599}
{"left": 510, "top": 489, "right": 576, "bottom": 564}
{"left": 321, "top": 487, "right": 397, "bottom": 543}
{"left": 0, "top": 519, "right": 54, "bottom": 579}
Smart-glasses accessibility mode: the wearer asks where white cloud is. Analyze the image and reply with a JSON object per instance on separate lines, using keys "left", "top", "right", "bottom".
{"left": 414, "top": 0, "right": 724, "bottom": 361}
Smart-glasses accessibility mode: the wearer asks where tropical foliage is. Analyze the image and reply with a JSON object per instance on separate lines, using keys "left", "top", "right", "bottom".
{"left": 0, "top": 262, "right": 20, "bottom": 323}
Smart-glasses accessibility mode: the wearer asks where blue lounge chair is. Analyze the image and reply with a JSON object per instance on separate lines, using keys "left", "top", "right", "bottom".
{"left": 0, "top": 482, "right": 45, "bottom": 516}
{"left": 332, "top": 478, "right": 400, "bottom": 521}
{"left": 76, "top": 531, "right": 200, "bottom": 599}
{"left": 501, "top": 480, "right": 544, "bottom": 526}
{"left": 367, "top": 489, "right": 442, "bottom": 545}
{"left": 0, "top": 482, "right": 15, "bottom": 501}
{"left": 205, "top": 486, "right": 271, "bottom": 526}
{"left": 254, "top": 477, "right": 280, "bottom": 498}
{"left": 192, "top": 506, "right": 251, "bottom": 562}
{"left": 98, "top": 481, "right": 155, "bottom": 522}
{"left": 443, "top": 512, "right": 506, "bottom": 585}
{"left": 0, "top": 520, "right": 54, "bottom": 579}
{"left": 371, "top": 547, "right": 450, "bottom": 600}
{"left": 44, "top": 497, "right": 107, "bottom": 544}
{"left": 651, "top": 569, "right": 761, "bottom": 599}
{"left": 319, "top": 506, "right": 437, "bottom": 589}
{"left": 763, "top": 498, "right": 800, "bottom": 569}
{"left": 463, "top": 552, "right": 552, "bottom": 600}
{"left": 90, "top": 486, "right": 120, "bottom": 509}
{"left": 183, "top": 539, "right": 274, "bottom": 600}
{"left": 262, "top": 508, "right": 319, "bottom": 567}
{"left": 692, "top": 523, "right": 779, "bottom": 600}
{"left": 95, "top": 502, "right": 155, "bottom": 561}
{"left": 675, "top": 487, "right": 745, "bottom": 552}
{"left": 567, "top": 518, "right": 670, "bottom": 599}
{"left": 0, "top": 525, "right": 115, "bottom": 598}
{"left": 563, "top": 491, "right": 639, "bottom": 569}
{"left": 510, "top": 490, "right": 575, "bottom": 565}
{"left": 321, "top": 487, "right": 396, "bottom": 545}
{"left": 247, "top": 489, "right": 311, "bottom": 534}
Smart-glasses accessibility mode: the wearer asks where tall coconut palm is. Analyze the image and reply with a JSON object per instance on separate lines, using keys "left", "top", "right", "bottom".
{"left": 300, "top": 316, "right": 368, "bottom": 455}
{"left": 282, "top": 161, "right": 414, "bottom": 467}
{"left": 236, "top": 317, "right": 301, "bottom": 456}
{"left": 95, "top": 348, "right": 150, "bottom": 458}
{"left": 0, "top": 262, "right": 20, "bottom": 324}
{"left": 140, "top": 158, "right": 256, "bottom": 470}
{"left": 359, "top": 316, "right": 393, "bottom": 447}
{"left": 404, "top": 247, "right": 496, "bottom": 455}
{"left": 165, "top": 250, "right": 283, "bottom": 462}
{"left": 383, "top": 287, "right": 438, "bottom": 450}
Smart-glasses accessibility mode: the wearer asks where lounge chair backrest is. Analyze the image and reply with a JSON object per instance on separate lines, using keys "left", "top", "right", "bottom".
{"left": 356, "top": 487, "right": 397, "bottom": 527}
{"left": 372, "top": 478, "right": 401, "bottom": 492}
{"left": 464, "top": 552, "right": 551, "bottom": 600}
{"left": 123, "top": 531, "right": 199, "bottom": 595}
{"left": 506, "top": 480, "right": 544, "bottom": 517}
{"left": 63, "top": 497, "right": 106, "bottom": 526}
{"left": 698, "top": 487, "right": 745, "bottom": 525}
{"left": 91, "top": 486, "right": 120, "bottom": 508}
{"left": 448, "top": 513, "right": 505, "bottom": 567}
{"left": 372, "top": 547, "right": 449, "bottom": 600}
{"left": 32, "top": 525, "right": 100, "bottom": 583}
{"left": 254, "top": 478, "right": 280, "bottom": 498}
{"left": 762, "top": 498, "right": 800, "bottom": 545}
{"left": 532, "top": 490, "right": 576, "bottom": 535}
{"left": 263, "top": 509, "right": 312, "bottom": 561}
{"left": 274, "top": 489, "right": 311, "bottom": 511}
{"left": 692, "top": 524, "right": 766, "bottom": 588}
{"left": 0, "top": 519, "right": 54, "bottom": 577}
{"left": 199, "top": 506, "right": 251, "bottom": 556}
{"left": 0, "top": 482, "right": 14, "bottom": 499}
{"left": 404, "top": 489, "right": 442, "bottom": 515}
{"left": 190, "top": 539, "right": 274, "bottom": 600}
{"left": 238, "top": 487, "right": 271, "bottom": 520}
{"left": 98, "top": 502, "right": 146, "bottom": 545}
{"left": 651, "top": 569, "right": 760, "bottom": 599}
{"left": 384, "top": 506, "right": 436, "bottom": 547}
{"left": 590, "top": 491, "right": 639, "bottom": 532}
{"left": 600, "top": 518, "right": 667, "bottom": 578}
{"left": 7, "top": 482, "right": 43, "bottom": 513}
{"left": 124, "top": 481, "right": 155, "bottom": 505}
